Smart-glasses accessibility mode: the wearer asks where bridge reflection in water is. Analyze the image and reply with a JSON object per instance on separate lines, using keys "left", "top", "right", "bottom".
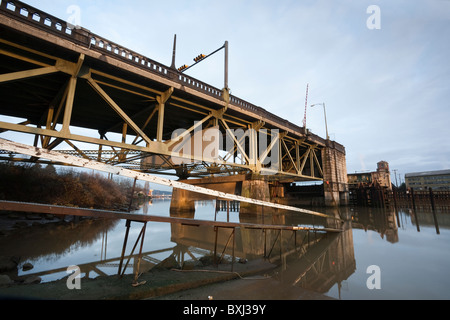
{"left": 0, "top": 198, "right": 353, "bottom": 297}
{"left": 170, "top": 202, "right": 355, "bottom": 297}
{"left": 2, "top": 198, "right": 449, "bottom": 299}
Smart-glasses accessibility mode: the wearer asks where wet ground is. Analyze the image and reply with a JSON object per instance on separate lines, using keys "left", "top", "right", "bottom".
{"left": 0, "top": 257, "right": 334, "bottom": 300}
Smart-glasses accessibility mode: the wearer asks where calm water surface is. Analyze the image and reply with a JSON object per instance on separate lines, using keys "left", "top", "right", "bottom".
{"left": 1, "top": 199, "right": 449, "bottom": 300}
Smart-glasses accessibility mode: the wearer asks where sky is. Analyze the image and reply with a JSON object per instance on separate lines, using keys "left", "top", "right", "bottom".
{"left": 4, "top": 0, "right": 450, "bottom": 182}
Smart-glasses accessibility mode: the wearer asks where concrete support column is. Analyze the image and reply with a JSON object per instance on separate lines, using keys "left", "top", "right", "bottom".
{"left": 170, "top": 188, "right": 196, "bottom": 216}
{"left": 170, "top": 176, "right": 242, "bottom": 216}
{"left": 239, "top": 179, "right": 271, "bottom": 215}
{"left": 170, "top": 176, "right": 275, "bottom": 216}
{"left": 322, "top": 141, "right": 349, "bottom": 207}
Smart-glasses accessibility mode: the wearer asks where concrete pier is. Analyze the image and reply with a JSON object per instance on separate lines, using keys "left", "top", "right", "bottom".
{"left": 170, "top": 163, "right": 349, "bottom": 216}
{"left": 322, "top": 141, "right": 349, "bottom": 207}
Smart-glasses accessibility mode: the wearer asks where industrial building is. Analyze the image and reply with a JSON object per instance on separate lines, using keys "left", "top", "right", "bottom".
{"left": 348, "top": 161, "right": 392, "bottom": 190}
{"left": 405, "top": 170, "right": 450, "bottom": 191}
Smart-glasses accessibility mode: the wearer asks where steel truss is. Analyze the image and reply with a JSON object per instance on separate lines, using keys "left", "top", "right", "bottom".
{"left": 0, "top": 1, "right": 324, "bottom": 181}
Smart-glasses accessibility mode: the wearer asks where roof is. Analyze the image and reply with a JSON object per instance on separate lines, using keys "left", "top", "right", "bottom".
{"left": 405, "top": 169, "right": 450, "bottom": 178}
{"left": 348, "top": 172, "right": 373, "bottom": 176}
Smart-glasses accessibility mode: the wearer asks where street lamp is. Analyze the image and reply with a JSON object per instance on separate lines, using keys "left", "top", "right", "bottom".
{"left": 311, "top": 103, "right": 330, "bottom": 141}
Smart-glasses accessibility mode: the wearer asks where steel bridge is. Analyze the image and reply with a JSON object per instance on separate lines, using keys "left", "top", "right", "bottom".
{"left": 0, "top": 0, "right": 348, "bottom": 181}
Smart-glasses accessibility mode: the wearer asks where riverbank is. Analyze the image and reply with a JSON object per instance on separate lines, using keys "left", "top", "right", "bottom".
{"left": 0, "top": 259, "right": 276, "bottom": 300}
{"left": 0, "top": 163, "right": 136, "bottom": 210}
{"left": 0, "top": 257, "right": 335, "bottom": 300}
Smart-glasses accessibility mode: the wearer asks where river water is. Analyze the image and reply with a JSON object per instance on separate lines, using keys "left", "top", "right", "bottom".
{"left": 1, "top": 199, "right": 449, "bottom": 300}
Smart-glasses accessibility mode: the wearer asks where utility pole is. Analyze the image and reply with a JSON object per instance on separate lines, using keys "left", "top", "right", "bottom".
{"left": 224, "top": 41, "right": 229, "bottom": 91}
{"left": 393, "top": 169, "right": 399, "bottom": 188}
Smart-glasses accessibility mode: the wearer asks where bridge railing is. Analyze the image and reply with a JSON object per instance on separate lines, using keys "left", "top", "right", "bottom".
{"left": 0, "top": 0, "right": 322, "bottom": 143}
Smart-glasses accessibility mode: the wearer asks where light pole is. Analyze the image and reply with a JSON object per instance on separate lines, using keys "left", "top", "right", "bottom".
{"left": 311, "top": 103, "right": 329, "bottom": 141}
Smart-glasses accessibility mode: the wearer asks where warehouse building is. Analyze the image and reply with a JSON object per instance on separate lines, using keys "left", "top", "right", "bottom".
{"left": 405, "top": 169, "right": 450, "bottom": 191}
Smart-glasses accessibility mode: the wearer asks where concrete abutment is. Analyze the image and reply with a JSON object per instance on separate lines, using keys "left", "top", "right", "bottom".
{"left": 322, "top": 141, "right": 349, "bottom": 207}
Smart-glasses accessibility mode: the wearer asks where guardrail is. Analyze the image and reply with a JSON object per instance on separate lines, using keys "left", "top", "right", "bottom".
{"left": 0, "top": 0, "right": 332, "bottom": 145}
{"left": 1, "top": 1, "right": 234, "bottom": 102}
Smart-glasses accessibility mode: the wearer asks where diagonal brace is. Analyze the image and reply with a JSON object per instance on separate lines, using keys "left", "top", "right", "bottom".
{"left": 87, "top": 77, "right": 153, "bottom": 146}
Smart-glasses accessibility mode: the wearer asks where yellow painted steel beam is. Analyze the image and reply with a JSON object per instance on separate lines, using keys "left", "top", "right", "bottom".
{"left": 313, "top": 149, "right": 324, "bottom": 177}
{"left": 0, "top": 66, "right": 58, "bottom": 83}
{"left": 0, "top": 118, "right": 322, "bottom": 179}
{"left": 87, "top": 77, "right": 153, "bottom": 146}
{"left": 259, "top": 131, "right": 281, "bottom": 165}
{"left": 156, "top": 87, "right": 174, "bottom": 142}
{"left": 0, "top": 39, "right": 60, "bottom": 62}
{"left": 61, "top": 76, "right": 77, "bottom": 134}
{"left": 165, "top": 113, "right": 214, "bottom": 149}
{"left": 0, "top": 48, "right": 51, "bottom": 68}
{"left": 0, "top": 139, "right": 342, "bottom": 222}
{"left": 0, "top": 37, "right": 325, "bottom": 179}
{"left": 90, "top": 69, "right": 162, "bottom": 96}
{"left": 220, "top": 118, "right": 251, "bottom": 167}
{"left": 0, "top": 119, "right": 253, "bottom": 172}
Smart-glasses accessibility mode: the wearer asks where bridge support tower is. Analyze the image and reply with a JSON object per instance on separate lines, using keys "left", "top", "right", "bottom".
{"left": 322, "top": 141, "right": 349, "bottom": 207}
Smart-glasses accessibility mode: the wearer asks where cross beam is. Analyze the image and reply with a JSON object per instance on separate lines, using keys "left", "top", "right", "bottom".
{"left": 0, "top": 138, "right": 341, "bottom": 221}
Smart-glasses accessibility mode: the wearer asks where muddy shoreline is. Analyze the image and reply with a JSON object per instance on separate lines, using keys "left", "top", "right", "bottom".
{"left": 0, "top": 212, "right": 335, "bottom": 300}
{"left": 0, "top": 257, "right": 279, "bottom": 300}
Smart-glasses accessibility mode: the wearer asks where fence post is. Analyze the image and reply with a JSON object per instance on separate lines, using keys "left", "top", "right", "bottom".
{"left": 429, "top": 187, "right": 436, "bottom": 211}
{"left": 411, "top": 188, "right": 416, "bottom": 210}
{"left": 393, "top": 188, "right": 398, "bottom": 209}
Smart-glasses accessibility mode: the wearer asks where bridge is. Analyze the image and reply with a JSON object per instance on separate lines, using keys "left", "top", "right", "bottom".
{"left": 0, "top": 0, "right": 349, "bottom": 207}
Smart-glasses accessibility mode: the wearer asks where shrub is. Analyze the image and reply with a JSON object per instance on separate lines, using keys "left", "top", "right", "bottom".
{"left": 0, "top": 163, "right": 127, "bottom": 209}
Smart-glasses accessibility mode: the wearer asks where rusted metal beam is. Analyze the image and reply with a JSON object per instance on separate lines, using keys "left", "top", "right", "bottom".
{"left": 0, "top": 66, "right": 59, "bottom": 83}
{"left": 0, "top": 139, "right": 340, "bottom": 220}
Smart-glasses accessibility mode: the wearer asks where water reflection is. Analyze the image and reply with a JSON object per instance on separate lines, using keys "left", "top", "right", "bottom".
{"left": 351, "top": 207, "right": 399, "bottom": 243}
{"left": 0, "top": 218, "right": 120, "bottom": 281}
{"left": 1, "top": 200, "right": 449, "bottom": 299}
{"left": 327, "top": 205, "right": 450, "bottom": 300}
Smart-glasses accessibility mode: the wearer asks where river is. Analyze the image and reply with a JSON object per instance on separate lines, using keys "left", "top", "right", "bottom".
{"left": 1, "top": 199, "right": 449, "bottom": 300}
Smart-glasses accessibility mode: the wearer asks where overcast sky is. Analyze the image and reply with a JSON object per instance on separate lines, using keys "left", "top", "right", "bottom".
{"left": 9, "top": 0, "right": 450, "bottom": 181}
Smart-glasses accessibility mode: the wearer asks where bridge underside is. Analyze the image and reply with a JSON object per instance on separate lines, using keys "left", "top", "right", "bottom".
{"left": 0, "top": 7, "right": 325, "bottom": 182}
{"left": 0, "top": 1, "right": 349, "bottom": 208}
